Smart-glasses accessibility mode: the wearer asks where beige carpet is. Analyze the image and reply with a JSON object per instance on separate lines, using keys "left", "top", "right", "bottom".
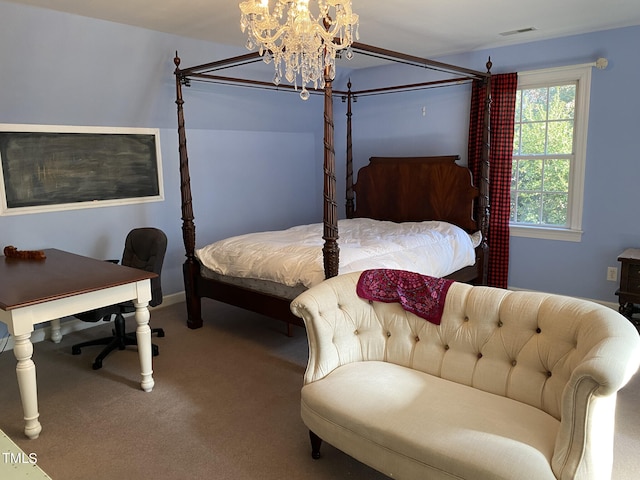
{"left": 0, "top": 299, "right": 639, "bottom": 480}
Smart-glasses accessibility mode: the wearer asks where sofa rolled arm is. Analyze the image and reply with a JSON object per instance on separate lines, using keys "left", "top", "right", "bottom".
{"left": 552, "top": 316, "right": 640, "bottom": 479}
{"left": 291, "top": 272, "right": 390, "bottom": 385}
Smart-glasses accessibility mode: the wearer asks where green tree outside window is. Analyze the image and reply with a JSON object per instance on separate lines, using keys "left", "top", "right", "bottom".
{"left": 511, "top": 84, "right": 575, "bottom": 226}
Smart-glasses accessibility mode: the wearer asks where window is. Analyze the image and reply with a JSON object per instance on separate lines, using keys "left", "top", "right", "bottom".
{"left": 510, "top": 64, "right": 592, "bottom": 242}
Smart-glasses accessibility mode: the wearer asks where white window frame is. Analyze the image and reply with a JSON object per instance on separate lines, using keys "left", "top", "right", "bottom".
{"left": 510, "top": 64, "right": 592, "bottom": 242}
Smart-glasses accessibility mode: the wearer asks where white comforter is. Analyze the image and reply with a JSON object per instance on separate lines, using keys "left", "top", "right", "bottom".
{"left": 196, "top": 218, "right": 477, "bottom": 289}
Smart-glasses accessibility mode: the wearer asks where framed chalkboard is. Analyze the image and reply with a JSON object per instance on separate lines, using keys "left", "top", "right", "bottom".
{"left": 0, "top": 124, "right": 163, "bottom": 215}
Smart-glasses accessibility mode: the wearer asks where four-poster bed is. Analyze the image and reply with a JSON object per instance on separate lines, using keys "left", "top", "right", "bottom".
{"left": 174, "top": 42, "right": 492, "bottom": 333}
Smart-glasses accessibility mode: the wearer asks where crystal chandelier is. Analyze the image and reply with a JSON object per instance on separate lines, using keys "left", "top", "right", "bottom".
{"left": 240, "top": 0, "right": 359, "bottom": 100}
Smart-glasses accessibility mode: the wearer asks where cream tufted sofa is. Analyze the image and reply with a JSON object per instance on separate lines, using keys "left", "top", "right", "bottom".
{"left": 290, "top": 272, "right": 640, "bottom": 480}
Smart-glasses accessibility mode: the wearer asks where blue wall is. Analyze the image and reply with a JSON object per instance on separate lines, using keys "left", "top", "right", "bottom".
{"left": 0, "top": 1, "right": 323, "bottom": 338}
{"left": 1, "top": 1, "right": 638, "bottom": 343}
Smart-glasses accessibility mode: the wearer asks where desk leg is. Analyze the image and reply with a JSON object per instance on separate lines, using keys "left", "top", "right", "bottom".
{"left": 134, "top": 301, "right": 154, "bottom": 392}
{"left": 50, "top": 318, "right": 62, "bottom": 343}
{"left": 13, "top": 334, "right": 42, "bottom": 439}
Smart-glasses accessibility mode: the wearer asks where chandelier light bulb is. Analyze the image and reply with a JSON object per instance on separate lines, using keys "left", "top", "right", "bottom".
{"left": 240, "top": 0, "right": 359, "bottom": 100}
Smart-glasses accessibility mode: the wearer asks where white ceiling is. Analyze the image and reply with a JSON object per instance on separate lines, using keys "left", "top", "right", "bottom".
{"left": 6, "top": 0, "right": 640, "bottom": 59}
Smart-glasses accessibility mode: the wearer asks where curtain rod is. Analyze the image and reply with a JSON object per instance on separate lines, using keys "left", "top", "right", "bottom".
{"left": 520, "top": 58, "right": 608, "bottom": 76}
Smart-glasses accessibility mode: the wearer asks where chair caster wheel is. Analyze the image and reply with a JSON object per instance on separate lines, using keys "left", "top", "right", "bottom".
{"left": 157, "top": 330, "right": 165, "bottom": 338}
{"left": 92, "top": 360, "right": 102, "bottom": 370}
{"left": 72, "top": 346, "right": 81, "bottom": 355}
{"left": 152, "top": 345, "right": 159, "bottom": 356}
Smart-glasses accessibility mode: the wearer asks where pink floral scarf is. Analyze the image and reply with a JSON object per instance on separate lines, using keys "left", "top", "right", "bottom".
{"left": 356, "top": 269, "right": 454, "bottom": 325}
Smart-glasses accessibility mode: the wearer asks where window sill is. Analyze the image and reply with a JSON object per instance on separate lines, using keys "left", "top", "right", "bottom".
{"left": 509, "top": 225, "right": 583, "bottom": 242}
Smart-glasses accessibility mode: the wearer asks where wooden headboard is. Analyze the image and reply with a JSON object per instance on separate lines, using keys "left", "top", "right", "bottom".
{"left": 350, "top": 156, "right": 479, "bottom": 232}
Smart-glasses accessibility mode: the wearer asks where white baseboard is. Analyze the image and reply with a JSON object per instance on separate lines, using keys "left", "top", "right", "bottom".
{"left": 0, "top": 291, "right": 186, "bottom": 353}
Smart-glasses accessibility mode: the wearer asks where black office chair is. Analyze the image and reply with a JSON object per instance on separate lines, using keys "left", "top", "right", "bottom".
{"left": 71, "top": 228, "right": 168, "bottom": 370}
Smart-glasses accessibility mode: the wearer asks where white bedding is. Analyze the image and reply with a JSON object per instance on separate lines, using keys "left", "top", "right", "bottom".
{"left": 196, "top": 218, "right": 478, "bottom": 289}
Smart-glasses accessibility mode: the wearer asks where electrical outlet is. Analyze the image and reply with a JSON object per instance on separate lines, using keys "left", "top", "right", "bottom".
{"left": 607, "top": 266, "right": 618, "bottom": 282}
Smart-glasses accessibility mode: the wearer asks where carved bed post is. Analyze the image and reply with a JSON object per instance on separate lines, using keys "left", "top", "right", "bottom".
{"left": 478, "top": 58, "right": 492, "bottom": 285}
{"left": 322, "top": 72, "right": 339, "bottom": 279}
{"left": 345, "top": 80, "right": 355, "bottom": 219}
{"left": 174, "top": 53, "right": 203, "bottom": 329}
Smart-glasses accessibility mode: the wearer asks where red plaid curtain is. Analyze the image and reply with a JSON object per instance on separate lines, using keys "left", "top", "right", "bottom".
{"left": 468, "top": 73, "right": 518, "bottom": 288}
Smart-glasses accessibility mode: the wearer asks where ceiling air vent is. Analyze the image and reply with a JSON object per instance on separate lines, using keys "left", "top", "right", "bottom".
{"left": 499, "top": 27, "right": 537, "bottom": 36}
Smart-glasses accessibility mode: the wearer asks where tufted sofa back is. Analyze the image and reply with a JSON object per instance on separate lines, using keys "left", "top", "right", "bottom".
{"left": 291, "top": 272, "right": 640, "bottom": 421}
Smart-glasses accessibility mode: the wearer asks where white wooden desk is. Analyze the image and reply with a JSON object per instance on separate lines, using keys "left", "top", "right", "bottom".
{"left": 0, "top": 249, "right": 156, "bottom": 439}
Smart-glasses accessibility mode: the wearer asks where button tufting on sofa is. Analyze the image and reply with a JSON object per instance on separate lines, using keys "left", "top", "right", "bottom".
{"left": 291, "top": 271, "right": 640, "bottom": 480}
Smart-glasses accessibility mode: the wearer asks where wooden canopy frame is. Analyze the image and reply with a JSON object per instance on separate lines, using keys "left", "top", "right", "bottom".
{"left": 174, "top": 42, "right": 492, "bottom": 330}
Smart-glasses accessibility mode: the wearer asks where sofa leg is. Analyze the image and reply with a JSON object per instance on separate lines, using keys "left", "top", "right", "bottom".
{"left": 309, "top": 430, "right": 322, "bottom": 459}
